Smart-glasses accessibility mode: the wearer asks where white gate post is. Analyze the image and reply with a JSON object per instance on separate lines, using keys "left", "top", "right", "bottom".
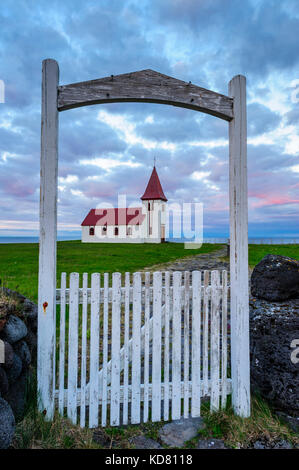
{"left": 38, "top": 59, "right": 59, "bottom": 419}
{"left": 228, "top": 75, "right": 250, "bottom": 417}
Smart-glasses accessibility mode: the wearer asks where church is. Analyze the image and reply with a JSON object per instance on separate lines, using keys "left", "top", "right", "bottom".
{"left": 81, "top": 166, "right": 167, "bottom": 243}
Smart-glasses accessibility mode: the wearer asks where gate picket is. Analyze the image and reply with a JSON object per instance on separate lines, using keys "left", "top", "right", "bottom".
{"left": 210, "top": 270, "right": 220, "bottom": 411}
{"left": 131, "top": 272, "right": 142, "bottom": 424}
{"left": 101, "top": 273, "right": 109, "bottom": 426}
{"left": 80, "top": 273, "right": 88, "bottom": 427}
{"left": 221, "top": 270, "right": 228, "bottom": 409}
{"left": 110, "top": 272, "right": 121, "bottom": 426}
{"left": 163, "top": 271, "right": 170, "bottom": 421}
{"left": 89, "top": 273, "right": 100, "bottom": 428}
{"left": 191, "top": 271, "right": 201, "bottom": 417}
{"left": 172, "top": 271, "right": 182, "bottom": 420}
{"left": 123, "top": 272, "right": 130, "bottom": 425}
{"left": 183, "top": 271, "right": 190, "bottom": 418}
{"left": 58, "top": 272, "right": 66, "bottom": 415}
{"left": 67, "top": 272, "right": 79, "bottom": 424}
{"left": 143, "top": 272, "right": 150, "bottom": 423}
{"left": 152, "top": 271, "right": 162, "bottom": 422}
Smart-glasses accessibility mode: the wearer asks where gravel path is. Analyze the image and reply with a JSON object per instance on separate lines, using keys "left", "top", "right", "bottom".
{"left": 141, "top": 246, "right": 229, "bottom": 273}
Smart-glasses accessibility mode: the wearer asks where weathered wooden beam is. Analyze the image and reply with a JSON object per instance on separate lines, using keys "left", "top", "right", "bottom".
{"left": 229, "top": 75, "right": 250, "bottom": 418}
{"left": 57, "top": 69, "right": 233, "bottom": 121}
{"left": 38, "top": 59, "right": 59, "bottom": 420}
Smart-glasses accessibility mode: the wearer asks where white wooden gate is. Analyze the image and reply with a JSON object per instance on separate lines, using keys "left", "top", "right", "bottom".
{"left": 38, "top": 60, "right": 250, "bottom": 420}
{"left": 55, "top": 269, "right": 229, "bottom": 428}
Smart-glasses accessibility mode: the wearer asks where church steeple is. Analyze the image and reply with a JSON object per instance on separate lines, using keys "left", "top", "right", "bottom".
{"left": 141, "top": 166, "right": 168, "bottom": 202}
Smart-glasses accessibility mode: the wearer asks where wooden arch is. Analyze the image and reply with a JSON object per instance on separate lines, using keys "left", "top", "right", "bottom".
{"left": 38, "top": 59, "right": 250, "bottom": 420}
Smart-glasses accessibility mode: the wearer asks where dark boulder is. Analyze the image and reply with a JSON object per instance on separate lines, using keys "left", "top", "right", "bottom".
{"left": 251, "top": 254, "right": 299, "bottom": 301}
{"left": 0, "top": 398, "right": 15, "bottom": 449}
{"left": 7, "top": 371, "right": 28, "bottom": 421}
{"left": 6, "top": 354, "right": 22, "bottom": 384}
{"left": 2, "top": 341, "right": 14, "bottom": 369}
{"left": 250, "top": 297, "right": 299, "bottom": 414}
{"left": 1, "top": 315, "right": 27, "bottom": 344}
{"left": 0, "top": 366, "right": 9, "bottom": 396}
{"left": 13, "top": 340, "right": 31, "bottom": 368}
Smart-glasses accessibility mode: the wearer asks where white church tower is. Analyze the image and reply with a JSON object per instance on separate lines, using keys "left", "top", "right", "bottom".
{"left": 141, "top": 166, "right": 168, "bottom": 243}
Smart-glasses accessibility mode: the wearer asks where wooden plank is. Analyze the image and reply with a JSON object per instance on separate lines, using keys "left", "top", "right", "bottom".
{"left": 80, "top": 273, "right": 88, "bottom": 427}
{"left": 229, "top": 75, "right": 250, "bottom": 417}
{"left": 203, "top": 270, "right": 210, "bottom": 396}
{"left": 172, "top": 271, "right": 182, "bottom": 420}
{"left": 152, "top": 272, "right": 162, "bottom": 422}
{"left": 210, "top": 271, "right": 220, "bottom": 412}
{"left": 58, "top": 272, "right": 66, "bottom": 415}
{"left": 89, "top": 273, "right": 100, "bottom": 428}
{"left": 67, "top": 273, "right": 79, "bottom": 424}
{"left": 101, "top": 273, "right": 109, "bottom": 426}
{"left": 55, "top": 379, "right": 233, "bottom": 407}
{"left": 191, "top": 271, "right": 201, "bottom": 417}
{"left": 183, "top": 271, "right": 190, "bottom": 418}
{"left": 123, "top": 272, "right": 130, "bottom": 425}
{"left": 58, "top": 69, "right": 233, "bottom": 121}
{"left": 131, "top": 272, "right": 142, "bottom": 424}
{"left": 110, "top": 272, "right": 121, "bottom": 426}
{"left": 143, "top": 272, "right": 150, "bottom": 423}
{"left": 163, "top": 271, "right": 170, "bottom": 421}
{"left": 38, "top": 58, "right": 59, "bottom": 419}
{"left": 221, "top": 270, "right": 228, "bottom": 409}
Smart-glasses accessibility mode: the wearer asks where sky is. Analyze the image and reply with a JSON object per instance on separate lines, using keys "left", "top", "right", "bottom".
{"left": 0, "top": 0, "right": 299, "bottom": 238}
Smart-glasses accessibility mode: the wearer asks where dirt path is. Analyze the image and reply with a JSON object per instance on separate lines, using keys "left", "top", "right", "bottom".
{"left": 141, "top": 246, "right": 229, "bottom": 273}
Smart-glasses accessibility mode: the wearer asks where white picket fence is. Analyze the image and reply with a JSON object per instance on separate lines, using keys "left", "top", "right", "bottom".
{"left": 54, "top": 270, "right": 230, "bottom": 428}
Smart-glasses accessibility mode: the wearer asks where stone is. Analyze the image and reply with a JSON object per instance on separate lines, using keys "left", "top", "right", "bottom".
{"left": 1, "top": 315, "right": 27, "bottom": 344}
{"left": 0, "top": 397, "right": 15, "bottom": 449}
{"left": 24, "top": 330, "right": 37, "bottom": 360}
{"left": 92, "top": 429, "right": 110, "bottom": 447}
{"left": 0, "top": 366, "right": 9, "bottom": 396}
{"left": 197, "top": 438, "right": 227, "bottom": 449}
{"left": 159, "top": 417, "right": 205, "bottom": 447}
{"left": 252, "top": 438, "right": 292, "bottom": 449}
{"left": 7, "top": 371, "right": 28, "bottom": 421}
{"left": 13, "top": 340, "right": 31, "bottom": 367}
{"left": 276, "top": 412, "right": 299, "bottom": 433}
{"left": 6, "top": 353, "right": 22, "bottom": 384}
{"left": 250, "top": 298, "right": 299, "bottom": 414}
{"left": 129, "top": 435, "right": 162, "bottom": 449}
{"left": 251, "top": 254, "right": 299, "bottom": 301}
{"left": 3, "top": 341, "right": 14, "bottom": 369}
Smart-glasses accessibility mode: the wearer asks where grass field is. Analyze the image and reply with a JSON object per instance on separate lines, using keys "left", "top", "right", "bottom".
{"left": 0, "top": 241, "right": 222, "bottom": 302}
{"left": 0, "top": 240, "right": 298, "bottom": 303}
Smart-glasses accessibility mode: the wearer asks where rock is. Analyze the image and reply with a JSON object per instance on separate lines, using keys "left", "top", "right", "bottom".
{"left": 1, "top": 315, "right": 27, "bottom": 343}
{"left": 276, "top": 412, "right": 299, "bottom": 433}
{"left": 92, "top": 429, "right": 110, "bottom": 447}
{"left": 250, "top": 298, "right": 299, "bottom": 414}
{"left": 159, "top": 417, "right": 205, "bottom": 447}
{"left": 6, "top": 354, "right": 22, "bottom": 384}
{"left": 0, "top": 367, "right": 9, "bottom": 396}
{"left": 24, "top": 330, "right": 37, "bottom": 360}
{"left": 13, "top": 340, "right": 31, "bottom": 368}
{"left": 0, "top": 397, "right": 15, "bottom": 449}
{"left": 130, "top": 435, "right": 162, "bottom": 449}
{"left": 2, "top": 341, "right": 14, "bottom": 369}
{"left": 253, "top": 438, "right": 292, "bottom": 449}
{"left": 251, "top": 254, "right": 299, "bottom": 301}
{"left": 7, "top": 371, "right": 28, "bottom": 421}
{"left": 197, "top": 438, "right": 227, "bottom": 449}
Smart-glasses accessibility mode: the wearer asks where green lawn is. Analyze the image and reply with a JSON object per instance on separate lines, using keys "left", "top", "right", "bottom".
{"left": 0, "top": 241, "right": 222, "bottom": 302}
{"left": 248, "top": 244, "right": 299, "bottom": 267}
{"left": 1, "top": 241, "right": 299, "bottom": 303}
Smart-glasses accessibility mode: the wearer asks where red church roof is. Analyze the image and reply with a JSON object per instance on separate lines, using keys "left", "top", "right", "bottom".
{"left": 81, "top": 208, "right": 145, "bottom": 226}
{"left": 140, "top": 166, "right": 167, "bottom": 201}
